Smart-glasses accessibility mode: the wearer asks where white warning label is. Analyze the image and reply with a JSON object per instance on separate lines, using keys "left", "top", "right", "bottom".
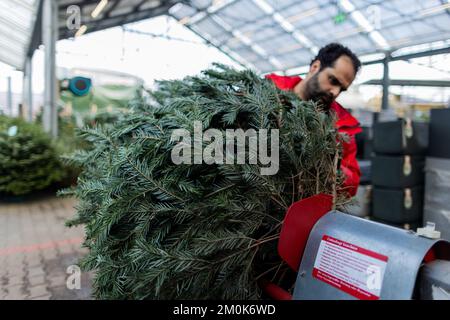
{"left": 313, "top": 235, "right": 388, "bottom": 300}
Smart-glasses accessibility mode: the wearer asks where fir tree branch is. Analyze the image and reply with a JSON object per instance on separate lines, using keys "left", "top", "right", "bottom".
{"left": 124, "top": 155, "right": 184, "bottom": 202}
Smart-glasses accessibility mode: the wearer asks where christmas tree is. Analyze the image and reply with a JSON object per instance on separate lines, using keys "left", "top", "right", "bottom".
{"left": 64, "top": 64, "right": 348, "bottom": 299}
{"left": 0, "top": 115, "right": 64, "bottom": 196}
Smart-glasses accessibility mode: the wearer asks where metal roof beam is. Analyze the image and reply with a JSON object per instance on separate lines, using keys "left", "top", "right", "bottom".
{"left": 26, "top": 0, "right": 42, "bottom": 59}
{"left": 59, "top": 1, "right": 176, "bottom": 38}
{"left": 176, "top": 0, "right": 318, "bottom": 70}
{"left": 362, "top": 79, "right": 450, "bottom": 87}
{"left": 208, "top": 14, "right": 282, "bottom": 70}
{"left": 123, "top": 0, "right": 151, "bottom": 16}
{"left": 168, "top": 1, "right": 279, "bottom": 70}
{"left": 252, "top": 0, "right": 318, "bottom": 55}
{"left": 194, "top": 0, "right": 322, "bottom": 36}
{"left": 339, "top": 0, "right": 390, "bottom": 50}
{"left": 117, "top": 0, "right": 147, "bottom": 28}
{"left": 378, "top": 0, "right": 448, "bottom": 36}
{"left": 104, "top": 0, "right": 121, "bottom": 18}
{"left": 185, "top": 0, "right": 239, "bottom": 26}
{"left": 180, "top": 22, "right": 255, "bottom": 71}
{"left": 298, "top": 0, "right": 449, "bottom": 53}
{"left": 212, "top": 0, "right": 448, "bottom": 57}
{"left": 57, "top": 0, "right": 104, "bottom": 7}
{"left": 363, "top": 46, "right": 450, "bottom": 65}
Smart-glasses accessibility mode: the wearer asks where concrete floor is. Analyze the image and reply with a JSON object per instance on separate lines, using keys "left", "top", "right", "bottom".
{"left": 0, "top": 194, "right": 93, "bottom": 300}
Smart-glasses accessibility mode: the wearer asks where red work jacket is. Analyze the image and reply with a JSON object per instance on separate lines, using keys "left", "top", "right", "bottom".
{"left": 266, "top": 73, "right": 362, "bottom": 197}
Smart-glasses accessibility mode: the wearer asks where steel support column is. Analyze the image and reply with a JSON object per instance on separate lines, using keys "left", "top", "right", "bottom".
{"left": 7, "top": 76, "right": 13, "bottom": 116}
{"left": 23, "top": 56, "right": 33, "bottom": 122}
{"left": 42, "top": 0, "right": 58, "bottom": 137}
{"left": 27, "top": 57, "right": 33, "bottom": 122}
{"left": 381, "top": 54, "right": 391, "bottom": 110}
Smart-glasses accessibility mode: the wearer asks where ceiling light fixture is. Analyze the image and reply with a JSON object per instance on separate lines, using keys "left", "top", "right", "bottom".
{"left": 75, "top": 25, "right": 87, "bottom": 37}
{"left": 91, "top": 0, "right": 108, "bottom": 18}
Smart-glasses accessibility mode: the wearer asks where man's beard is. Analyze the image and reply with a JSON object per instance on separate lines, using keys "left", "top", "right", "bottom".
{"left": 304, "top": 73, "right": 334, "bottom": 111}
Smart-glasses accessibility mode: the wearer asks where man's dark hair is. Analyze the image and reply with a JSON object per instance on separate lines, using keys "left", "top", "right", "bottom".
{"left": 310, "top": 43, "right": 361, "bottom": 75}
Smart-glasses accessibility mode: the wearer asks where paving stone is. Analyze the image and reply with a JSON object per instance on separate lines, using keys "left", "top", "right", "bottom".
{"left": 5, "top": 266, "right": 27, "bottom": 279}
{"left": 41, "top": 248, "right": 58, "bottom": 261}
{"left": 25, "top": 258, "right": 43, "bottom": 269}
{"left": 58, "top": 244, "right": 74, "bottom": 255}
{"left": 48, "top": 275, "right": 67, "bottom": 288}
{"left": 27, "top": 266, "right": 46, "bottom": 278}
{"left": 0, "top": 196, "right": 93, "bottom": 300}
{"left": 31, "top": 294, "right": 52, "bottom": 300}
{"left": 28, "top": 274, "right": 46, "bottom": 287}
{"left": 6, "top": 275, "right": 25, "bottom": 286}
{"left": 3, "top": 293, "right": 27, "bottom": 300}
{"left": 5, "top": 255, "right": 26, "bottom": 265}
{"left": 28, "top": 284, "right": 50, "bottom": 299}
{"left": 5, "top": 284, "right": 27, "bottom": 300}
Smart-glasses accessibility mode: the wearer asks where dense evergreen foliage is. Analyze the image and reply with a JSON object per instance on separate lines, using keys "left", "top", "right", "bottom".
{"left": 64, "top": 64, "right": 348, "bottom": 299}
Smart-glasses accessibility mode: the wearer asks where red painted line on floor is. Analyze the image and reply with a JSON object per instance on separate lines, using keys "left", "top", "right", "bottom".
{"left": 0, "top": 237, "right": 84, "bottom": 256}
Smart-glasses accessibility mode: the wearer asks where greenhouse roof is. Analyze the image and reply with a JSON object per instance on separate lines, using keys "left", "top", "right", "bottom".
{"left": 169, "top": 0, "right": 450, "bottom": 73}
{"left": 0, "top": 0, "right": 39, "bottom": 70}
{"left": 3, "top": 0, "right": 450, "bottom": 73}
{"left": 56, "top": 0, "right": 179, "bottom": 39}
{"left": 0, "top": 0, "right": 179, "bottom": 70}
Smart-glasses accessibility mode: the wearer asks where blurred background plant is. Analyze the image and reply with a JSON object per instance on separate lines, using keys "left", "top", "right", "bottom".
{"left": 0, "top": 115, "right": 64, "bottom": 197}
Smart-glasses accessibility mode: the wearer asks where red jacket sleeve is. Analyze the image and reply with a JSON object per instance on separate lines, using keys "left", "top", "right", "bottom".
{"left": 340, "top": 134, "right": 360, "bottom": 197}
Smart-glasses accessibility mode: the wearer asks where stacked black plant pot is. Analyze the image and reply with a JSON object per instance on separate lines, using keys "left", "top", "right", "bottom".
{"left": 346, "top": 110, "right": 374, "bottom": 219}
{"left": 371, "top": 119, "right": 429, "bottom": 230}
{"left": 423, "top": 108, "right": 450, "bottom": 241}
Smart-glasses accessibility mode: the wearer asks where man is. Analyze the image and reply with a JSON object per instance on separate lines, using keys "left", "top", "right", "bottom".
{"left": 266, "top": 43, "right": 362, "bottom": 197}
